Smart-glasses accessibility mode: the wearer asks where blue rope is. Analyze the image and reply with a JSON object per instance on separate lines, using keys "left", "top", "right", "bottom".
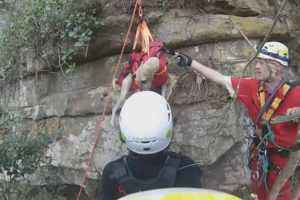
{"left": 258, "top": 155, "right": 270, "bottom": 191}
{"left": 258, "top": 123, "right": 295, "bottom": 193}
{"left": 257, "top": 131, "right": 270, "bottom": 150}
{"left": 247, "top": 122, "right": 294, "bottom": 193}
{"left": 255, "top": 124, "right": 273, "bottom": 191}
{"left": 267, "top": 123, "right": 275, "bottom": 143}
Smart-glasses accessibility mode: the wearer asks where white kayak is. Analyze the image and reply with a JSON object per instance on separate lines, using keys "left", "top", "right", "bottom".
{"left": 118, "top": 187, "right": 241, "bottom": 200}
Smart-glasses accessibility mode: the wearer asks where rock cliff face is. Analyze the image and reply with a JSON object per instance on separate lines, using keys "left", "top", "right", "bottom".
{"left": 1, "top": 0, "right": 300, "bottom": 199}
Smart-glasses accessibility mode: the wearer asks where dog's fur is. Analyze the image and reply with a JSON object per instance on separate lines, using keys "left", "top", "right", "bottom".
{"left": 110, "top": 57, "right": 177, "bottom": 126}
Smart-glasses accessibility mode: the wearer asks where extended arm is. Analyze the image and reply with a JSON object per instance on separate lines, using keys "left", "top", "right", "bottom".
{"left": 190, "top": 59, "right": 228, "bottom": 86}
{"left": 173, "top": 52, "right": 228, "bottom": 86}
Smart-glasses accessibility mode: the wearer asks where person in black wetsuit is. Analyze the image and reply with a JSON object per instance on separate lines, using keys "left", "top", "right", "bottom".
{"left": 102, "top": 91, "right": 202, "bottom": 200}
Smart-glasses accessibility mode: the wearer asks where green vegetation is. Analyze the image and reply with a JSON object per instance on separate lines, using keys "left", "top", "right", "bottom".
{"left": 0, "top": 0, "right": 101, "bottom": 81}
{"left": 0, "top": 0, "right": 100, "bottom": 197}
{"left": 240, "top": 185, "right": 251, "bottom": 200}
{"left": 0, "top": 112, "right": 57, "bottom": 199}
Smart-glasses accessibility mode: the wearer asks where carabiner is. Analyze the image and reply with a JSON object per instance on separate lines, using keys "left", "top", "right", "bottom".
{"left": 252, "top": 170, "right": 260, "bottom": 180}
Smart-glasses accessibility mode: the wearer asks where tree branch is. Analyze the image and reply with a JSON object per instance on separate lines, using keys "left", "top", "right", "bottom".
{"left": 229, "top": 18, "right": 257, "bottom": 53}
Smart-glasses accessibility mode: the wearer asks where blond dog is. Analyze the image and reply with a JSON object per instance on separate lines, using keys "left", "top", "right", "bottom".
{"left": 110, "top": 57, "right": 176, "bottom": 126}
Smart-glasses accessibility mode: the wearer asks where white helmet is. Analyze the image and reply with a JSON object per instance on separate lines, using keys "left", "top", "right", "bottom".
{"left": 119, "top": 91, "right": 173, "bottom": 154}
{"left": 258, "top": 41, "right": 289, "bottom": 67}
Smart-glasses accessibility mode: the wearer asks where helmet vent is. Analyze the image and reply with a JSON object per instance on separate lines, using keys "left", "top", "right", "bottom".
{"left": 166, "top": 103, "right": 170, "bottom": 110}
{"left": 140, "top": 140, "right": 156, "bottom": 144}
{"left": 166, "top": 103, "right": 171, "bottom": 121}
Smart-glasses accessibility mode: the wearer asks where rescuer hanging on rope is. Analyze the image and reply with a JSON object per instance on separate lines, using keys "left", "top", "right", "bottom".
{"left": 170, "top": 41, "right": 300, "bottom": 200}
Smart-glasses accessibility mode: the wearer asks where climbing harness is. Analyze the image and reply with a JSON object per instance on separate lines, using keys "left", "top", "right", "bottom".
{"left": 254, "top": 80, "right": 288, "bottom": 128}
{"left": 116, "top": 41, "right": 168, "bottom": 91}
{"left": 258, "top": 81, "right": 291, "bottom": 130}
{"left": 116, "top": 1, "right": 169, "bottom": 92}
{"left": 247, "top": 80, "right": 294, "bottom": 192}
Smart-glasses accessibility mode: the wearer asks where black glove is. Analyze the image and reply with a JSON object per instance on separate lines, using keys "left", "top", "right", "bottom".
{"left": 175, "top": 52, "right": 193, "bottom": 68}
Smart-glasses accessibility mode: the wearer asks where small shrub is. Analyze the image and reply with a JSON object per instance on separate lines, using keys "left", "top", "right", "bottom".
{"left": 0, "top": 112, "right": 56, "bottom": 200}
{"left": 0, "top": 0, "right": 101, "bottom": 81}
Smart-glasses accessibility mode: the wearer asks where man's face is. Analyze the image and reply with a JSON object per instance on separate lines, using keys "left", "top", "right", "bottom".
{"left": 254, "top": 58, "right": 280, "bottom": 81}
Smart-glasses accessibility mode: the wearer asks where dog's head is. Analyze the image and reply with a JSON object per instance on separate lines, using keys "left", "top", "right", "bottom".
{"left": 135, "top": 57, "right": 160, "bottom": 90}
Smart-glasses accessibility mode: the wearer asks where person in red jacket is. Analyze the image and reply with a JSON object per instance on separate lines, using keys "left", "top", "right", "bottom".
{"left": 174, "top": 41, "right": 300, "bottom": 200}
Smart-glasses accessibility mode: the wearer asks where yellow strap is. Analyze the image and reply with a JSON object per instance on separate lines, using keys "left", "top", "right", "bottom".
{"left": 133, "top": 24, "right": 142, "bottom": 50}
{"left": 283, "top": 83, "right": 290, "bottom": 94}
{"left": 261, "top": 83, "right": 291, "bottom": 124}
{"left": 133, "top": 21, "right": 153, "bottom": 54}
{"left": 259, "top": 84, "right": 265, "bottom": 108}
{"left": 140, "top": 21, "right": 153, "bottom": 53}
{"left": 132, "top": 193, "right": 241, "bottom": 200}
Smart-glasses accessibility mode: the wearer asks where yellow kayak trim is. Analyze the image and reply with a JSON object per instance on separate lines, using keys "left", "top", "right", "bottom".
{"left": 119, "top": 188, "right": 241, "bottom": 200}
{"left": 132, "top": 193, "right": 240, "bottom": 200}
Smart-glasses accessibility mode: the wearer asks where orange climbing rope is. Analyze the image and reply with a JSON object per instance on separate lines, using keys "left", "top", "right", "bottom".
{"left": 76, "top": 0, "right": 145, "bottom": 199}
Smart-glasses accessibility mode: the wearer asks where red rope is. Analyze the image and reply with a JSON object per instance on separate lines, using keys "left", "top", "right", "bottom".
{"left": 76, "top": 1, "right": 141, "bottom": 199}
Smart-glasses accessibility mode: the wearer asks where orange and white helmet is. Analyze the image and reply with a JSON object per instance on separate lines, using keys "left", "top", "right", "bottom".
{"left": 119, "top": 91, "right": 173, "bottom": 154}
{"left": 258, "top": 41, "right": 289, "bottom": 67}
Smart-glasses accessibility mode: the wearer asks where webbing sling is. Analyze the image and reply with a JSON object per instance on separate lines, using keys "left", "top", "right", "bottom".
{"left": 254, "top": 80, "right": 291, "bottom": 138}
{"left": 254, "top": 80, "right": 285, "bottom": 125}
{"left": 260, "top": 83, "right": 291, "bottom": 124}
